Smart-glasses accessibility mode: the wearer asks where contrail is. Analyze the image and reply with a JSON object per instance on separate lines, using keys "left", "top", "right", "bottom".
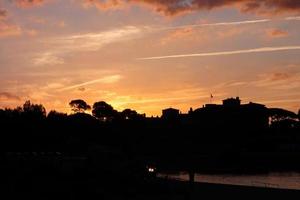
{"left": 137, "top": 46, "right": 300, "bottom": 60}
{"left": 285, "top": 16, "right": 300, "bottom": 21}
{"left": 154, "top": 16, "right": 300, "bottom": 31}
{"left": 159, "top": 19, "right": 271, "bottom": 31}
{"left": 58, "top": 75, "right": 122, "bottom": 91}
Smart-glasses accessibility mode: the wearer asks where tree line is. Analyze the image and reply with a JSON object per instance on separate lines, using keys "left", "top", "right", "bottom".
{"left": 0, "top": 98, "right": 300, "bottom": 172}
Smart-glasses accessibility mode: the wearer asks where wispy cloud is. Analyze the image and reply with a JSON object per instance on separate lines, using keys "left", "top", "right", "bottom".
{"left": 266, "top": 28, "right": 288, "bottom": 38}
{"left": 27, "top": 16, "right": 46, "bottom": 24}
{"left": 149, "top": 16, "right": 300, "bottom": 46}
{"left": 159, "top": 19, "right": 271, "bottom": 31}
{"left": 58, "top": 75, "right": 122, "bottom": 91}
{"left": 31, "top": 15, "right": 300, "bottom": 65}
{"left": 0, "top": 9, "right": 7, "bottom": 19}
{"left": 216, "top": 71, "right": 300, "bottom": 91}
{"left": 0, "top": 92, "right": 21, "bottom": 101}
{"left": 25, "top": 29, "right": 39, "bottom": 36}
{"left": 150, "top": 15, "right": 300, "bottom": 32}
{"left": 253, "top": 72, "right": 300, "bottom": 90}
{"left": 285, "top": 16, "right": 300, "bottom": 21}
{"left": 137, "top": 46, "right": 300, "bottom": 60}
{"left": 0, "top": 22, "right": 22, "bottom": 38}
{"left": 33, "top": 26, "right": 143, "bottom": 66}
{"left": 33, "top": 53, "right": 65, "bottom": 66}
{"left": 13, "top": 0, "right": 47, "bottom": 8}
{"left": 0, "top": 8, "right": 22, "bottom": 38}
{"left": 259, "top": 99, "right": 300, "bottom": 105}
{"left": 83, "top": 0, "right": 300, "bottom": 16}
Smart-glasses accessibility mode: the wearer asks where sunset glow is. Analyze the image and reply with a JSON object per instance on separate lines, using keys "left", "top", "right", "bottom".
{"left": 0, "top": 0, "right": 300, "bottom": 116}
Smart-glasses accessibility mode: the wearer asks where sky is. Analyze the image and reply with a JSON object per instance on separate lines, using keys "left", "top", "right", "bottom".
{"left": 0, "top": 0, "right": 300, "bottom": 116}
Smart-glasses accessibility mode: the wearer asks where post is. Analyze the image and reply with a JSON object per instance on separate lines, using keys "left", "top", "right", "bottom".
{"left": 189, "top": 171, "right": 195, "bottom": 184}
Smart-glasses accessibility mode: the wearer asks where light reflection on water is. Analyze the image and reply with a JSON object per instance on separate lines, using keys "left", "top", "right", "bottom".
{"left": 158, "top": 172, "right": 300, "bottom": 190}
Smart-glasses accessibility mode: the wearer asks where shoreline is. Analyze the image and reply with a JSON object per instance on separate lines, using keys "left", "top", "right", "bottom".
{"left": 149, "top": 178, "right": 300, "bottom": 198}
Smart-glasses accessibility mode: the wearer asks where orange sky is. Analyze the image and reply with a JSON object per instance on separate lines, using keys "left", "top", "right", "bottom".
{"left": 0, "top": 0, "right": 300, "bottom": 116}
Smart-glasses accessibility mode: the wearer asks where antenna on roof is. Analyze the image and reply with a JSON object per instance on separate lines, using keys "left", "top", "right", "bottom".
{"left": 236, "top": 88, "right": 240, "bottom": 98}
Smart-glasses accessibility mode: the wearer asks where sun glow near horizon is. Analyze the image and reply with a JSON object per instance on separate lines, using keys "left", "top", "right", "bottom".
{"left": 0, "top": 0, "right": 299, "bottom": 115}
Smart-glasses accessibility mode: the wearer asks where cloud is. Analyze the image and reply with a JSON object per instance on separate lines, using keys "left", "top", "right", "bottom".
{"left": 0, "top": 7, "right": 22, "bottom": 38}
{"left": 78, "top": 87, "right": 86, "bottom": 92}
{"left": 253, "top": 72, "right": 300, "bottom": 90}
{"left": 13, "top": 0, "right": 47, "bottom": 8}
{"left": 122, "top": 16, "right": 297, "bottom": 33}
{"left": 83, "top": 0, "right": 300, "bottom": 16}
{"left": 268, "top": 72, "right": 292, "bottom": 81}
{"left": 162, "top": 19, "right": 271, "bottom": 31}
{"left": 57, "top": 20, "right": 66, "bottom": 28}
{"left": 219, "top": 81, "right": 248, "bottom": 88}
{"left": 260, "top": 99, "right": 300, "bottom": 104}
{"left": 0, "top": 92, "right": 21, "bottom": 101}
{"left": 33, "top": 52, "right": 65, "bottom": 66}
{"left": 156, "top": 16, "right": 300, "bottom": 45}
{"left": 25, "top": 29, "right": 39, "bottom": 36}
{"left": 137, "top": 45, "right": 300, "bottom": 60}
{"left": 28, "top": 16, "right": 46, "bottom": 24}
{"left": 59, "top": 75, "right": 123, "bottom": 91}
{"left": 216, "top": 70, "right": 300, "bottom": 91}
{"left": 285, "top": 16, "right": 300, "bottom": 21}
{"left": 266, "top": 28, "right": 288, "bottom": 38}
{"left": 160, "top": 27, "right": 195, "bottom": 45}
{"left": 0, "top": 8, "right": 7, "bottom": 20}
{"left": 159, "top": 24, "right": 248, "bottom": 46}
{"left": 0, "top": 21, "right": 22, "bottom": 38}
{"left": 33, "top": 26, "right": 143, "bottom": 66}
{"left": 83, "top": 0, "right": 126, "bottom": 10}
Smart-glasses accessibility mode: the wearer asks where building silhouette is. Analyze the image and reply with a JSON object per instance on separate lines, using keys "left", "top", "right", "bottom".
{"left": 190, "top": 97, "right": 269, "bottom": 131}
{"left": 223, "top": 97, "right": 241, "bottom": 107}
{"left": 162, "top": 108, "right": 180, "bottom": 120}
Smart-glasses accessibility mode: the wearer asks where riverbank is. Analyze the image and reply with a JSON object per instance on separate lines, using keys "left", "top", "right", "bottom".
{"left": 158, "top": 171, "right": 300, "bottom": 190}
{"left": 3, "top": 173, "right": 300, "bottom": 199}
{"left": 151, "top": 178, "right": 300, "bottom": 199}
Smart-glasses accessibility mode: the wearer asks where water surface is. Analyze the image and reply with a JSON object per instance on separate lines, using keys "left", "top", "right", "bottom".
{"left": 159, "top": 172, "right": 300, "bottom": 190}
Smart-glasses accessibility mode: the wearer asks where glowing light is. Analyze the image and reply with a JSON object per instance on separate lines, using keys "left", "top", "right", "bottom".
{"left": 148, "top": 167, "right": 155, "bottom": 173}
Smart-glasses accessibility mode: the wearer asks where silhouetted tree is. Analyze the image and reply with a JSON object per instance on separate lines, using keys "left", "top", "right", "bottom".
{"left": 269, "top": 108, "right": 298, "bottom": 130}
{"left": 269, "top": 108, "right": 298, "bottom": 123}
{"left": 92, "top": 101, "right": 117, "bottom": 121}
{"left": 69, "top": 99, "right": 91, "bottom": 113}
{"left": 22, "top": 100, "right": 46, "bottom": 119}
{"left": 47, "top": 110, "right": 68, "bottom": 121}
{"left": 121, "top": 109, "right": 138, "bottom": 120}
{"left": 2, "top": 107, "right": 22, "bottom": 119}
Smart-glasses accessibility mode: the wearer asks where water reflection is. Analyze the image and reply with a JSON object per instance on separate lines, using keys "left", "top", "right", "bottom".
{"left": 158, "top": 172, "right": 300, "bottom": 190}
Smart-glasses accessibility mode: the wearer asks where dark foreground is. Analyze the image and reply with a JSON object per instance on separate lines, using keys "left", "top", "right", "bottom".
{"left": 2, "top": 175, "right": 300, "bottom": 200}
{"left": 1, "top": 99, "right": 300, "bottom": 199}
